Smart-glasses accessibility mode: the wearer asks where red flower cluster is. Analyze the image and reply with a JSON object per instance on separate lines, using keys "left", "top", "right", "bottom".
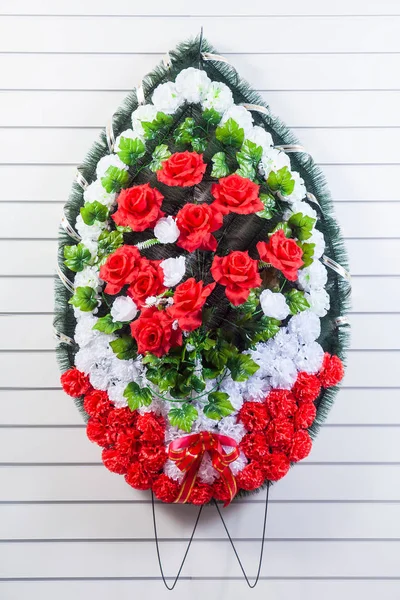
{"left": 112, "top": 183, "right": 165, "bottom": 232}
{"left": 257, "top": 229, "right": 304, "bottom": 281}
{"left": 211, "top": 174, "right": 264, "bottom": 215}
{"left": 130, "top": 307, "right": 182, "bottom": 357}
{"left": 211, "top": 250, "right": 262, "bottom": 306}
{"left": 157, "top": 151, "right": 206, "bottom": 187}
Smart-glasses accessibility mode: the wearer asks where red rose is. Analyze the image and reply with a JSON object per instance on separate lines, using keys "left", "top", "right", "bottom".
{"left": 294, "top": 403, "right": 317, "bottom": 430}
{"left": 238, "top": 402, "right": 269, "bottom": 432}
{"left": 125, "top": 461, "right": 153, "bottom": 490}
{"left": 153, "top": 474, "right": 180, "bottom": 503}
{"left": 127, "top": 259, "right": 165, "bottom": 307}
{"left": 236, "top": 461, "right": 265, "bottom": 491}
{"left": 61, "top": 368, "right": 91, "bottom": 398}
{"left": 265, "top": 390, "right": 297, "bottom": 419}
{"left": 99, "top": 245, "right": 143, "bottom": 295}
{"left": 211, "top": 251, "right": 262, "bottom": 306}
{"left": 176, "top": 203, "right": 223, "bottom": 252}
{"left": 240, "top": 432, "right": 270, "bottom": 462}
{"left": 139, "top": 444, "right": 167, "bottom": 472}
{"left": 189, "top": 482, "right": 213, "bottom": 505}
{"left": 289, "top": 430, "right": 312, "bottom": 462}
{"left": 263, "top": 453, "right": 290, "bottom": 481}
{"left": 157, "top": 151, "right": 206, "bottom": 187}
{"left": 136, "top": 413, "right": 165, "bottom": 443}
{"left": 83, "top": 389, "right": 111, "bottom": 418}
{"left": 257, "top": 229, "right": 304, "bottom": 281}
{"left": 112, "top": 183, "right": 165, "bottom": 232}
{"left": 292, "top": 372, "right": 321, "bottom": 403}
{"left": 211, "top": 173, "right": 264, "bottom": 215}
{"left": 266, "top": 418, "right": 294, "bottom": 453}
{"left": 86, "top": 417, "right": 109, "bottom": 447}
{"left": 130, "top": 307, "right": 182, "bottom": 357}
{"left": 318, "top": 353, "right": 344, "bottom": 388}
{"left": 167, "top": 277, "right": 215, "bottom": 331}
{"left": 102, "top": 448, "right": 131, "bottom": 474}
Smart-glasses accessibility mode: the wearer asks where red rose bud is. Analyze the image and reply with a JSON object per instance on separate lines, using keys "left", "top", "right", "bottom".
{"left": 188, "top": 482, "right": 214, "bottom": 505}
{"left": 153, "top": 474, "right": 180, "bottom": 503}
{"left": 211, "top": 173, "right": 264, "bottom": 215}
{"left": 127, "top": 259, "right": 165, "bottom": 307}
{"left": 60, "top": 368, "right": 91, "bottom": 398}
{"left": 130, "top": 307, "right": 182, "bottom": 357}
{"left": 83, "top": 389, "right": 111, "bottom": 418}
{"left": 294, "top": 402, "right": 317, "bottom": 430}
{"left": 265, "top": 389, "right": 297, "bottom": 419}
{"left": 318, "top": 353, "right": 344, "bottom": 388}
{"left": 292, "top": 372, "right": 321, "bottom": 403}
{"left": 289, "top": 430, "right": 312, "bottom": 462}
{"left": 157, "top": 151, "right": 207, "bottom": 187}
{"left": 102, "top": 448, "right": 131, "bottom": 475}
{"left": 236, "top": 461, "right": 265, "bottom": 491}
{"left": 112, "top": 183, "right": 165, "bottom": 232}
{"left": 211, "top": 250, "right": 262, "bottom": 306}
{"left": 257, "top": 229, "right": 304, "bottom": 281}
{"left": 125, "top": 461, "right": 153, "bottom": 490}
{"left": 263, "top": 452, "right": 290, "bottom": 481}
{"left": 238, "top": 401, "right": 269, "bottom": 432}
{"left": 99, "top": 245, "right": 143, "bottom": 295}
{"left": 176, "top": 202, "right": 223, "bottom": 252}
{"left": 168, "top": 277, "right": 215, "bottom": 331}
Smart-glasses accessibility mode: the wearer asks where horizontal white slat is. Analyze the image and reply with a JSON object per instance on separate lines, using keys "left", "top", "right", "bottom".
{"left": 1, "top": 53, "right": 399, "bottom": 91}
{"left": 1, "top": 502, "right": 399, "bottom": 540}
{"left": 0, "top": 127, "right": 398, "bottom": 164}
{"left": 1, "top": 201, "right": 394, "bottom": 239}
{"left": 0, "top": 16, "right": 399, "bottom": 53}
{"left": 0, "top": 313, "right": 397, "bottom": 351}
{"left": 0, "top": 239, "right": 393, "bottom": 275}
{"left": 0, "top": 164, "right": 396, "bottom": 202}
{"left": 1, "top": 389, "right": 399, "bottom": 426}
{"left": 2, "top": 90, "right": 400, "bottom": 127}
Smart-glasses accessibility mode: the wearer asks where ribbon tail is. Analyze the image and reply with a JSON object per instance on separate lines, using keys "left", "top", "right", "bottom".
{"left": 174, "top": 456, "right": 202, "bottom": 504}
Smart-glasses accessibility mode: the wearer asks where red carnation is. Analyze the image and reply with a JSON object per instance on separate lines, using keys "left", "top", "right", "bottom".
{"left": 136, "top": 413, "right": 165, "bottom": 443}
{"left": 318, "top": 353, "right": 344, "bottom": 388}
{"left": 127, "top": 259, "right": 165, "bottom": 307}
{"left": 102, "top": 448, "right": 131, "bottom": 475}
{"left": 61, "top": 368, "right": 91, "bottom": 398}
{"left": 238, "top": 402, "right": 269, "bottom": 432}
{"left": 292, "top": 372, "right": 321, "bottom": 403}
{"left": 263, "top": 453, "right": 290, "bottom": 481}
{"left": 240, "top": 432, "right": 269, "bottom": 462}
{"left": 211, "top": 251, "right": 262, "bottom": 306}
{"left": 112, "top": 183, "right": 165, "bottom": 232}
{"left": 114, "top": 430, "right": 141, "bottom": 458}
{"left": 266, "top": 418, "right": 294, "bottom": 453}
{"left": 125, "top": 461, "right": 153, "bottom": 490}
{"left": 236, "top": 461, "right": 265, "bottom": 491}
{"left": 139, "top": 444, "right": 167, "bottom": 472}
{"left": 189, "top": 482, "right": 213, "bottom": 505}
{"left": 130, "top": 307, "right": 182, "bottom": 357}
{"left": 107, "top": 406, "right": 136, "bottom": 432}
{"left": 176, "top": 202, "right": 223, "bottom": 252}
{"left": 265, "top": 389, "right": 297, "bottom": 419}
{"left": 153, "top": 474, "right": 180, "bottom": 503}
{"left": 257, "top": 229, "right": 303, "bottom": 281}
{"left": 157, "top": 151, "right": 206, "bottom": 187}
{"left": 86, "top": 417, "right": 109, "bottom": 447}
{"left": 211, "top": 173, "right": 264, "bottom": 215}
{"left": 83, "top": 389, "right": 111, "bottom": 418}
{"left": 294, "top": 403, "right": 317, "bottom": 430}
{"left": 212, "top": 477, "right": 231, "bottom": 503}
{"left": 289, "top": 430, "right": 312, "bottom": 462}
{"left": 167, "top": 278, "right": 215, "bottom": 331}
{"left": 99, "top": 245, "right": 143, "bottom": 295}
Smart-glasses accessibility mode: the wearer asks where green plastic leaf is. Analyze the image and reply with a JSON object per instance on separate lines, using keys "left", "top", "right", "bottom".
{"left": 270, "top": 221, "right": 292, "bottom": 237}
{"left": 215, "top": 118, "right": 245, "bottom": 148}
{"left": 101, "top": 166, "right": 129, "bottom": 194}
{"left": 97, "top": 230, "right": 124, "bottom": 259}
{"left": 298, "top": 241, "right": 315, "bottom": 268}
{"left": 236, "top": 161, "right": 256, "bottom": 181}
{"left": 80, "top": 201, "right": 109, "bottom": 226}
{"left": 109, "top": 335, "right": 138, "bottom": 360}
{"left": 117, "top": 137, "right": 146, "bottom": 166}
{"left": 202, "top": 109, "right": 222, "bottom": 127}
{"left": 203, "top": 392, "right": 234, "bottom": 420}
{"left": 256, "top": 316, "right": 281, "bottom": 342}
{"left": 267, "top": 166, "right": 295, "bottom": 196}
{"left": 173, "top": 117, "right": 195, "bottom": 145}
{"left": 115, "top": 225, "right": 132, "bottom": 233}
{"left": 256, "top": 193, "right": 276, "bottom": 220}
{"left": 285, "top": 289, "right": 310, "bottom": 314}
{"left": 191, "top": 137, "right": 207, "bottom": 153}
{"left": 203, "top": 339, "right": 236, "bottom": 371}
{"left": 69, "top": 286, "right": 98, "bottom": 312}
{"left": 168, "top": 403, "right": 198, "bottom": 432}
{"left": 63, "top": 243, "right": 92, "bottom": 272}
{"left": 227, "top": 353, "right": 260, "bottom": 382}
{"left": 288, "top": 212, "right": 316, "bottom": 241}
{"left": 237, "top": 140, "right": 263, "bottom": 167}
{"left": 191, "top": 374, "right": 206, "bottom": 393}
{"left": 235, "top": 289, "right": 259, "bottom": 314}
{"left": 211, "top": 152, "right": 230, "bottom": 178}
{"left": 93, "top": 314, "right": 123, "bottom": 334}
{"left": 123, "top": 381, "right": 153, "bottom": 411}
{"left": 148, "top": 144, "right": 172, "bottom": 172}
{"left": 141, "top": 112, "right": 173, "bottom": 141}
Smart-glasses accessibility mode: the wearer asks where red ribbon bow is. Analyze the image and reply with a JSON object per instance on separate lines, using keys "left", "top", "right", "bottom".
{"left": 168, "top": 431, "right": 240, "bottom": 506}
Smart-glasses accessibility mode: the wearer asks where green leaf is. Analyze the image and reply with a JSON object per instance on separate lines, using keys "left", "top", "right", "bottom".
{"left": 115, "top": 225, "right": 132, "bottom": 233}
{"left": 202, "top": 108, "right": 222, "bottom": 127}
{"left": 211, "top": 152, "right": 230, "bottom": 178}
{"left": 270, "top": 221, "right": 292, "bottom": 237}
{"left": 141, "top": 112, "right": 173, "bottom": 141}
{"left": 256, "top": 193, "right": 276, "bottom": 220}
{"left": 101, "top": 166, "right": 129, "bottom": 194}
{"left": 267, "top": 166, "right": 295, "bottom": 196}
{"left": 203, "top": 392, "right": 234, "bottom": 420}
{"left": 234, "top": 289, "right": 259, "bottom": 314}
{"left": 148, "top": 144, "right": 172, "bottom": 172}
{"left": 191, "top": 137, "right": 207, "bottom": 153}
{"left": 191, "top": 375, "right": 206, "bottom": 393}
{"left": 93, "top": 314, "right": 123, "bottom": 334}
{"left": 298, "top": 242, "right": 315, "bottom": 268}
{"left": 236, "top": 161, "right": 256, "bottom": 181}
{"left": 288, "top": 212, "right": 316, "bottom": 241}
{"left": 63, "top": 243, "right": 92, "bottom": 272}
{"left": 285, "top": 289, "right": 310, "bottom": 315}
{"left": 203, "top": 339, "right": 236, "bottom": 371}
{"left": 117, "top": 137, "right": 146, "bottom": 166}
{"left": 80, "top": 201, "right": 109, "bottom": 226}
{"left": 168, "top": 403, "right": 198, "bottom": 432}
{"left": 109, "top": 335, "right": 138, "bottom": 360}
{"left": 215, "top": 118, "right": 244, "bottom": 148}
{"left": 237, "top": 140, "right": 263, "bottom": 167}
{"left": 227, "top": 353, "right": 260, "bottom": 382}
{"left": 255, "top": 316, "right": 281, "bottom": 342}
{"left": 173, "top": 117, "right": 195, "bottom": 145}
{"left": 123, "top": 381, "right": 152, "bottom": 411}
{"left": 97, "top": 230, "right": 124, "bottom": 259}
{"left": 69, "top": 286, "right": 98, "bottom": 312}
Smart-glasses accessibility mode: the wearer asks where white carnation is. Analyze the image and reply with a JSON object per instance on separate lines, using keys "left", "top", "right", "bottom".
{"left": 269, "top": 357, "right": 298, "bottom": 389}
{"left": 83, "top": 180, "right": 116, "bottom": 209}
{"left": 284, "top": 171, "right": 307, "bottom": 203}
{"left": 267, "top": 330, "right": 299, "bottom": 360}
{"left": 220, "top": 105, "right": 254, "bottom": 135}
{"left": 110, "top": 296, "right": 138, "bottom": 322}
{"left": 152, "top": 82, "right": 183, "bottom": 114}
{"left": 160, "top": 256, "right": 186, "bottom": 287}
{"left": 246, "top": 125, "right": 273, "bottom": 149}
{"left": 298, "top": 260, "right": 328, "bottom": 292}
{"left": 107, "top": 381, "right": 129, "bottom": 408}
{"left": 201, "top": 81, "right": 233, "bottom": 113}
{"left": 96, "top": 154, "right": 128, "bottom": 179}
{"left": 295, "top": 342, "right": 324, "bottom": 374}
{"left": 175, "top": 67, "right": 211, "bottom": 103}
{"left": 260, "top": 147, "right": 291, "bottom": 178}
{"left": 75, "top": 214, "right": 104, "bottom": 242}
{"left": 260, "top": 289, "right": 290, "bottom": 320}
{"left": 74, "top": 266, "right": 102, "bottom": 290}
{"left": 74, "top": 314, "right": 101, "bottom": 348}
{"left": 154, "top": 215, "right": 180, "bottom": 243}
{"left": 305, "top": 288, "right": 331, "bottom": 317}
{"left": 288, "top": 310, "right": 321, "bottom": 344}
{"left": 309, "top": 228, "right": 325, "bottom": 259}
{"left": 114, "top": 128, "right": 145, "bottom": 153}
